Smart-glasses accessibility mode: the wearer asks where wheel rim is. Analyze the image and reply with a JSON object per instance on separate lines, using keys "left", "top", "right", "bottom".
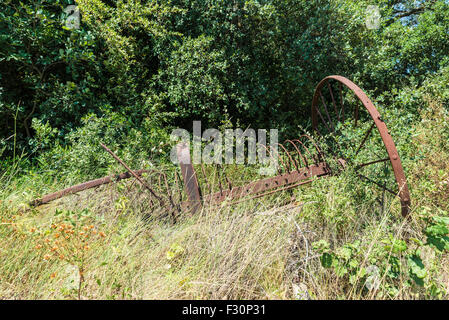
{"left": 311, "top": 75, "right": 411, "bottom": 216}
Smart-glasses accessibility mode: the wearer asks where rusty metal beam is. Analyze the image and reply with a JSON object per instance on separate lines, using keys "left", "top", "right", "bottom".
{"left": 29, "top": 169, "right": 148, "bottom": 207}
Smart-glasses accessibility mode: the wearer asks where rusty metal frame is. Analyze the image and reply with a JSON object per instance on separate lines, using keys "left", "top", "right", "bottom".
{"left": 29, "top": 75, "right": 411, "bottom": 218}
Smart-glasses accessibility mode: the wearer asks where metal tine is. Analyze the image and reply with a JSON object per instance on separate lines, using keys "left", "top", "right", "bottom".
{"left": 327, "top": 81, "right": 340, "bottom": 122}
{"left": 231, "top": 179, "right": 315, "bottom": 205}
{"left": 298, "top": 134, "right": 325, "bottom": 164}
{"left": 158, "top": 171, "right": 172, "bottom": 207}
{"left": 283, "top": 145, "right": 299, "bottom": 172}
{"left": 147, "top": 173, "right": 154, "bottom": 206}
{"left": 258, "top": 143, "right": 283, "bottom": 175}
{"left": 300, "top": 133, "right": 344, "bottom": 171}
{"left": 175, "top": 170, "right": 184, "bottom": 202}
{"left": 216, "top": 164, "right": 224, "bottom": 196}
{"left": 285, "top": 139, "right": 307, "bottom": 169}
{"left": 274, "top": 143, "right": 289, "bottom": 173}
{"left": 277, "top": 142, "right": 296, "bottom": 173}
{"left": 172, "top": 173, "right": 181, "bottom": 206}
{"left": 314, "top": 126, "right": 324, "bottom": 138}
{"left": 268, "top": 144, "right": 288, "bottom": 174}
{"left": 144, "top": 172, "right": 155, "bottom": 207}
{"left": 161, "top": 171, "right": 178, "bottom": 221}
{"left": 173, "top": 169, "right": 180, "bottom": 202}
{"left": 126, "top": 174, "right": 138, "bottom": 193}
{"left": 146, "top": 175, "right": 155, "bottom": 207}
{"left": 158, "top": 174, "right": 163, "bottom": 194}
{"left": 292, "top": 138, "right": 314, "bottom": 166}
{"left": 161, "top": 171, "right": 176, "bottom": 209}
{"left": 208, "top": 164, "right": 217, "bottom": 195}
{"left": 137, "top": 170, "right": 154, "bottom": 208}
{"left": 319, "top": 90, "right": 335, "bottom": 133}
{"left": 283, "top": 140, "right": 301, "bottom": 171}
{"left": 121, "top": 173, "right": 138, "bottom": 205}
{"left": 295, "top": 136, "right": 319, "bottom": 176}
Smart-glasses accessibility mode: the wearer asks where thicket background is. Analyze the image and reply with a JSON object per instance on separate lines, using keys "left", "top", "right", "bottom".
{"left": 1, "top": 0, "right": 448, "bottom": 175}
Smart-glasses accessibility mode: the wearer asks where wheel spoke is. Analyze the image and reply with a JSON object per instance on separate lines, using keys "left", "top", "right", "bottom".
{"left": 314, "top": 103, "right": 333, "bottom": 133}
{"left": 357, "top": 173, "right": 398, "bottom": 196}
{"left": 339, "top": 82, "right": 345, "bottom": 123}
{"left": 355, "top": 122, "right": 376, "bottom": 155}
{"left": 327, "top": 82, "right": 339, "bottom": 122}
{"left": 310, "top": 76, "right": 411, "bottom": 217}
{"left": 319, "top": 90, "right": 335, "bottom": 132}
{"left": 355, "top": 157, "right": 390, "bottom": 169}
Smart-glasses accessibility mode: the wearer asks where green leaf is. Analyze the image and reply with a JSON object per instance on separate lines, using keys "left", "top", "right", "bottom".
{"left": 392, "top": 239, "right": 407, "bottom": 254}
{"left": 337, "top": 246, "right": 352, "bottom": 261}
{"left": 426, "top": 224, "right": 449, "bottom": 237}
{"left": 433, "top": 216, "right": 449, "bottom": 226}
{"left": 320, "top": 252, "right": 333, "bottom": 268}
{"left": 408, "top": 254, "right": 426, "bottom": 286}
{"left": 386, "top": 256, "right": 401, "bottom": 279}
{"left": 335, "top": 264, "right": 348, "bottom": 277}
{"left": 426, "top": 235, "right": 449, "bottom": 252}
{"left": 409, "top": 237, "right": 424, "bottom": 246}
{"left": 358, "top": 267, "right": 367, "bottom": 278}
{"left": 349, "top": 274, "right": 358, "bottom": 285}
{"left": 348, "top": 259, "right": 359, "bottom": 269}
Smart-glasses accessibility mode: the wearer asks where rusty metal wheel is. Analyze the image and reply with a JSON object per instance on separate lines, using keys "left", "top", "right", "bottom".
{"left": 311, "top": 75, "right": 411, "bottom": 216}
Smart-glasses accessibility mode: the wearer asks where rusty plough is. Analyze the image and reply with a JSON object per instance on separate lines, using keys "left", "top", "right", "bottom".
{"left": 30, "top": 76, "right": 411, "bottom": 217}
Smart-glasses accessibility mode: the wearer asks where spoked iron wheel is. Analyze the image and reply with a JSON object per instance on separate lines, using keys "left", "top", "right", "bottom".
{"left": 311, "top": 75, "right": 411, "bottom": 216}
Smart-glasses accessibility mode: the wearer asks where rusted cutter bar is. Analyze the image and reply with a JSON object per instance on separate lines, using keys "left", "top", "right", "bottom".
{"left": 176, "top": 137, "right": 330, "bottom": 213}
{"left": 204, "top": 162, "right": 330, "bottom": 204}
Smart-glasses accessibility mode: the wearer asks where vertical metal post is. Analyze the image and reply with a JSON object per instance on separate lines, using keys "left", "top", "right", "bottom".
{"left": 176, "top": 143, "right": 202, "bottom": 213}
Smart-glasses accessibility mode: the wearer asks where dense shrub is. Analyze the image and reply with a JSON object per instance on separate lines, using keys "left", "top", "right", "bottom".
{"left": 2, "top": 0, "right": 448, "bottom": 169}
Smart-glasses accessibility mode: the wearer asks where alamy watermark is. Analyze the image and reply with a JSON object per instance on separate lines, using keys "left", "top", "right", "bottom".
{"left": 170, "top": 121, "right": 279, "bottom": 176}
{"left": 64, "top": 5, "right": 80, "bottom": 30}
{"left": 365, "top": 5, "right": 381, "bottom": 30}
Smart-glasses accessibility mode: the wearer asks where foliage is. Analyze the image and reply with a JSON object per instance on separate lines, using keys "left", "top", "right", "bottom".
{"left": 312, "top": 213, "right": 449, "bottom": 298}
{"left": 0, "top": 0, "right": 107, "bottom": 155}
{"left": 2, "top": 0, "right": 448, "bottom": 168}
